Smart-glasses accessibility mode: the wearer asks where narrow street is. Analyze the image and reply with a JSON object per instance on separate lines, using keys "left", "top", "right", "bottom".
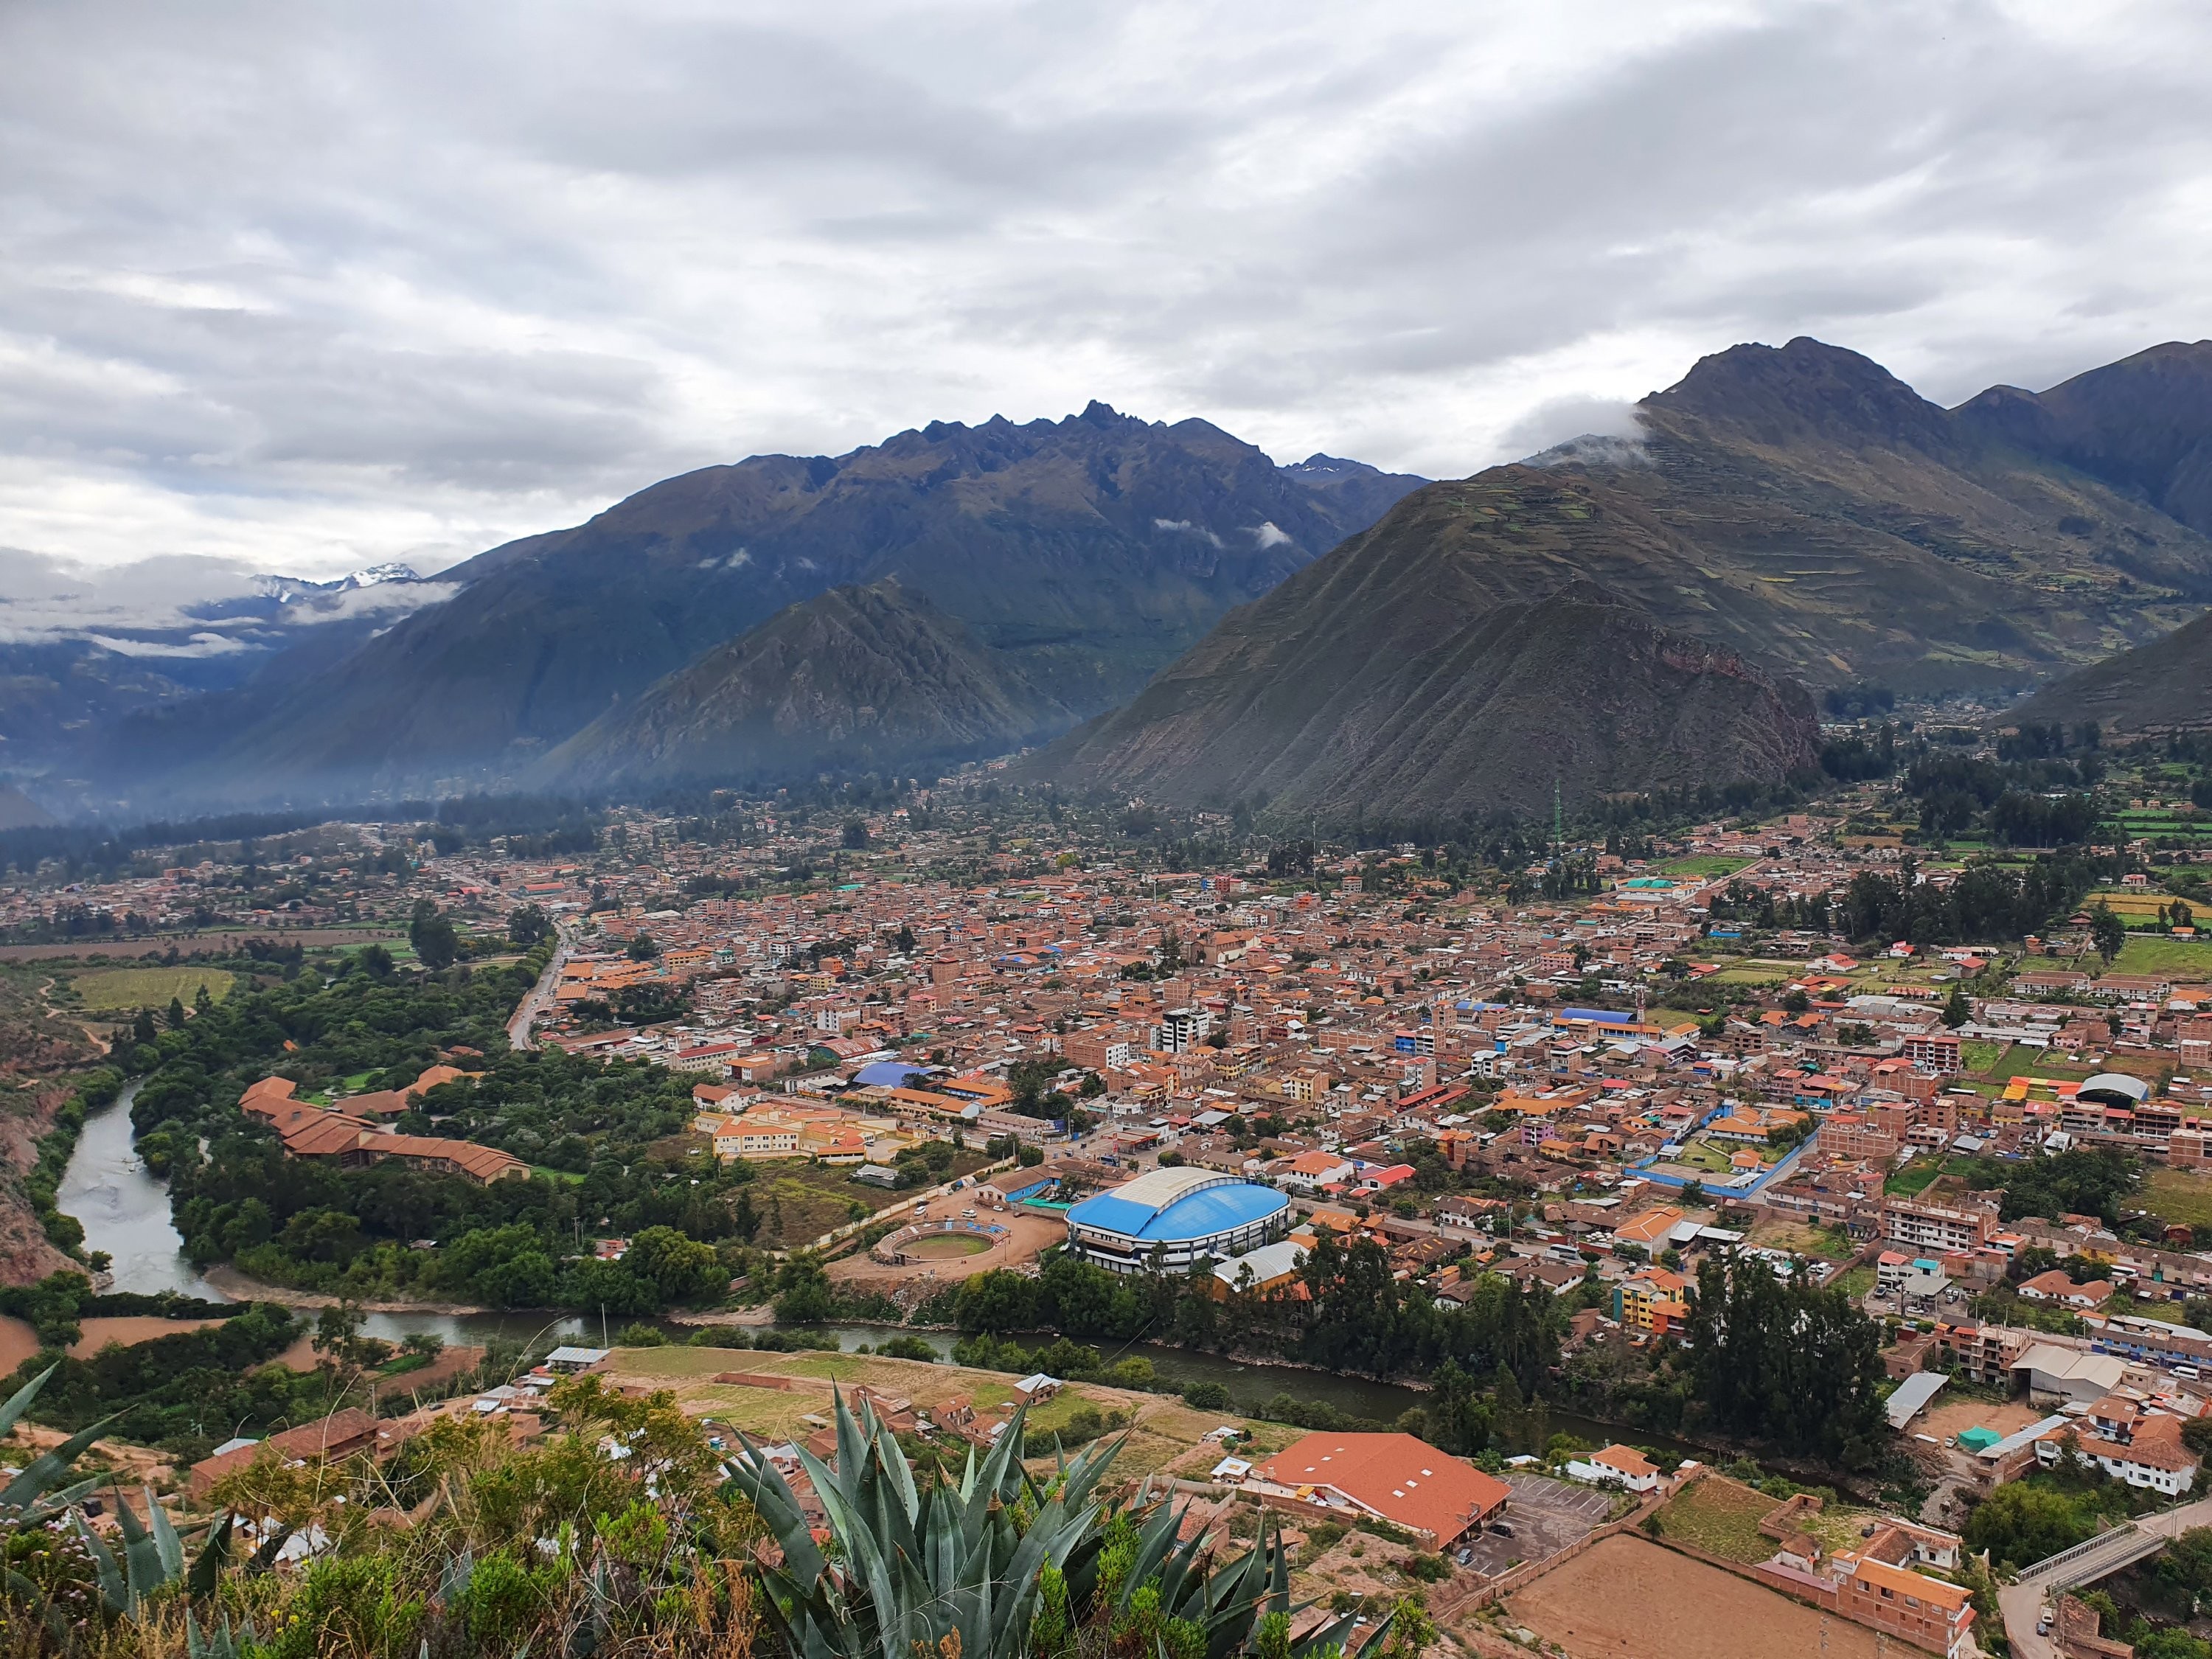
{"left": 505, "top": 922, "right": 574, "bottom": 1052}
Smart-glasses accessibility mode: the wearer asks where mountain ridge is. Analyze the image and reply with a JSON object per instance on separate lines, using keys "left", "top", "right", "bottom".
{"left": 1031, "top": 580, "right": 1820, "bottom": 816}
{"left": 534, "top": 580, "right": 1073, "bottom": 790}
{"left": 116, "top": 406, "right": 1424, "bottom": 805}
{"left": 1026, "top": 335, "right": 2212, "bottom": 818}
{"left": 2001, "top": 605, "right": 2212, "bottom": 735}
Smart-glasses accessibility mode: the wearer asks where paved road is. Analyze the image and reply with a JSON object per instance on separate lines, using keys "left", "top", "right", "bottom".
{"left": 2000, "top": 1492, "right": 2212, "bottom": 1658}
{"left": 506, "top": 924, "right": 574, "bottom": 1051}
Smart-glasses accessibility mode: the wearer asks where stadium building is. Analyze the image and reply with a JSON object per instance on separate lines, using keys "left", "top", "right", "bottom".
{"left": 1064, "top": 1168, "right": 1291, "bottom": 1274}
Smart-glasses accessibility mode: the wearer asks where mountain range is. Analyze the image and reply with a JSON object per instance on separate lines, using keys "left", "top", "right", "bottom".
{"left": 12, "top": 335, "right": 2212, "bottom": 821}
{"left": 92, "top": 407, "right": 1420, "bottom": 808}
{"left": 1019, "top": 338, "right": 2212, "bottom": 815}
{"left": 0, "top": 557, "right": 451, "bottom": 781}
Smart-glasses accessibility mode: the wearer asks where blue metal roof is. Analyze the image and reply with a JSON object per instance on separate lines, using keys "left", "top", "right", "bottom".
{"left": 1068, "top": 1181, "right": 1288, "bottom": 1244}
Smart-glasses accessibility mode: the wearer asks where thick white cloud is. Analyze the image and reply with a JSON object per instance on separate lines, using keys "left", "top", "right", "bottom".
{"left": 0, "top": 547, "right": 456, "bottom": 647}
{"left": 3, "top": 0, "right": 2210, "bottom": 575}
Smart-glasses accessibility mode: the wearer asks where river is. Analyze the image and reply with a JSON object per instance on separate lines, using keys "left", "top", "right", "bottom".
{"left": 55, "top": 1092, "right": 1706, "bottom": 1458}
{"left": 55, "top": 1082, "right": 590, "bottom": 1350}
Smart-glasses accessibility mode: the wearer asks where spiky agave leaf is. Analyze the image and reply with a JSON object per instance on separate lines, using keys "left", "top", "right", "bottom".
{"left": 187, "top": 1512, "right": 236, "bottom": 1599}
{"left": 70, "top": 1510, "right": 128, "bottom": 1615}
{"left": 0, "top": 1416, "right": 119, "bottom": 1517}
{"left": 1292, "top": 1607, "right": 1384, "bottom": 1659}
{"left": 0, "top": 1364, "right": 55, "bottom": 1442}
{"left": 110, "top": 1485, "right": 173, "bottom": 1611}
{"left": 731, "top": 1388, "right": 1122, "bottom": 1659}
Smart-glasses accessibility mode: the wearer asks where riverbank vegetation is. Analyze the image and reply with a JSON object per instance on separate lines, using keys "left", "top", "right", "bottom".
{"left": 105, "top": 945, "right": 782, "bottom": 1320}
{"left": 949, "top": 1233, "right": 1889, "bottom": 1481}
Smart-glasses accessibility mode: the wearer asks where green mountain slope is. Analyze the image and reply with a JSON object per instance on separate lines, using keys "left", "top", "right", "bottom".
{"left": 1029, "top": 337, "right": 2212, "bottom": 818}
{"left": 1032, "top": 581, "right": 1818, "bottom": 817}
{"left": 2002, "top": 607, "right": 2212, "bottom": 735}
{"left": 535, "top": 582, "right": 1071, "bottom": 790}
{"left": 1955, "top": 340, "right": 2212, "bottom": 537}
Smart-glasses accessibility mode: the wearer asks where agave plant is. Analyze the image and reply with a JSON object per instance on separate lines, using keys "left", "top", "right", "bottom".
{"left": 0, "top": 1363, "right": 112, "bottom": 1526}
{"left": 733, "top": 1393, "right": 1116, "bottom": 1659}
{"left": 1102, "top": 1481, "right": 1371, "bottom": 1659}
{"left": 731, "top": 1392, "right": 1377, "bottom": 1659}
{"left": 183, "top": 1608, "right": 260, "bottom": 1659}
{"left": 70, "top": 1487, "right": 235, "bottom": 1617}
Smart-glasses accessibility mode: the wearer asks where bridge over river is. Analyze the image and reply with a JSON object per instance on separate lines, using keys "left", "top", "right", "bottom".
{"left": 1998, "top": 1494, "right": 2212, "bottom": 1659}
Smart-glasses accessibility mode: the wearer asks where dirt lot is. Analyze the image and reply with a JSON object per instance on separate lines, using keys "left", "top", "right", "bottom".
{"left": 1918, "top": 1395, "right": 2042, "bottom": 1443}
{"left": 1459, "top": 1473, "right": 1615, "bottom": 1580}
{"left": 830, "top": 1209, "right": 1063, "bottom": 1286}
{"left": 1503, "top": 1534, "right": 1890, "bottom": 1659}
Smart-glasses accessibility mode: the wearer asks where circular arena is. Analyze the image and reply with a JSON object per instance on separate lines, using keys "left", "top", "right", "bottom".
{"left": 872, "top": 1218, "right": 1006, "bottom": 1265}
{"left": 1063, "top": 1168, "right": 1290, "bottom": 1275}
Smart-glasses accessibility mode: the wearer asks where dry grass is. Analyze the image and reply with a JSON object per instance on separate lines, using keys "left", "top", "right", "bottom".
{"left": 2143, "top": 1167, "right": 2212, "bottom": 1231}
{"left": 1649, "top": 1475, "right": 1879, "bottom": 1563}
{"left": 602, "top": 1345, "right": 1298, "bottom": 1479}
{"left": 1648, "top": 1475, "right": 1780, "bottom": 1562}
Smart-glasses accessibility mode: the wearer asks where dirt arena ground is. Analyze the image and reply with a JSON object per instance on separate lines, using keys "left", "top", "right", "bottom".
{"left": 1502, "top": 1536, "right": 1889, "bottom": 1659}
{"left": 828, "top": 1208, "right": 1064, "bottom": 1286}
{"left": 0, "top": 1318, "right": 35, "bottom": 1374}
{"left": 904, "top": 1233, "right": 992, "bottom": 1259}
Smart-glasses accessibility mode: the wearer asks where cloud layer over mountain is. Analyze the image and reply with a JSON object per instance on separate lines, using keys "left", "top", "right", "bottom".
{"left": 0, "top": 549, "right": 455, "bottom": 652}
{"left": 5, "top": 1, "right": 2212, "bottom": 576}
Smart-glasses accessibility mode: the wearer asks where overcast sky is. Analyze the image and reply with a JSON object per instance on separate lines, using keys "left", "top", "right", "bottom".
{"left": 4, "top": 0, "right": 2210, "bottom": 580}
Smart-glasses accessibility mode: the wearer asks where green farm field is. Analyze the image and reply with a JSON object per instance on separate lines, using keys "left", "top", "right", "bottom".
{"left": 2104, "top": 937, "right": 2212, "bottom": 976}
{"left": 69, "top": 965, "right": 235, "bottom": 1013}
{"left": 1654, "top": 855, "right": 1756, "bottom": 879}
{"left": 2143, "top": 1168, "right": 2212, "bottom": 1232}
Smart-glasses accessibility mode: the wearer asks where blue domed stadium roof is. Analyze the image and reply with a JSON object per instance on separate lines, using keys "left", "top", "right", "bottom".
{"left": 1068, "top": 1169, "right": 1289, "bottom": 1244}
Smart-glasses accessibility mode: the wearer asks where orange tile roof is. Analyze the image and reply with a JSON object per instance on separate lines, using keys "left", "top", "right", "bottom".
{"left": 1592, "top": 1444, "right": 1657, "bottom": 1481}
{"left": 1259, "top": 1432, "right": 1509, "bottom": 1541}
{"left": 1835, "top": 1550, "right": 1972, "bottom": 1613}
{"left": 1612, "top": 1206, "right": 1685, "bottom": 1248}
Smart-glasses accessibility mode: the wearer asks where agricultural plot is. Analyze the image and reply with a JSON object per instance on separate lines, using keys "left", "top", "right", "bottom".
{"left": 2142, "top": 1168, "right": 2212, "bottom": 1233}
{"left": 1653, "top": 855, "right": 1756, "bottom": 879}
{"left": 69, "top": 966, "right": 234, "bottom": 1013}
{"left": 2107, "top": 936, "right": 2212, "bottom": 976}
{"left": 1506, "top": 1536, "right": 1892, "bottom": 1659}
